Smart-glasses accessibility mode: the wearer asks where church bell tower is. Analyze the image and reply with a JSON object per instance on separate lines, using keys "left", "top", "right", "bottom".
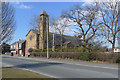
{"left": 39, "top": 10, "right": 49, "bottom": 50}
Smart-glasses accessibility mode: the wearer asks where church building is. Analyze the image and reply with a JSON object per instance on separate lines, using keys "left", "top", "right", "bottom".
{"left": 25, "top": 10, "right": 79, "bottom": 56}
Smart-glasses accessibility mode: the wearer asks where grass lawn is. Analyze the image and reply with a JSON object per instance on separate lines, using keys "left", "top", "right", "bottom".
{"left": 2, "top": 67, "right": 54, "bottom": 78}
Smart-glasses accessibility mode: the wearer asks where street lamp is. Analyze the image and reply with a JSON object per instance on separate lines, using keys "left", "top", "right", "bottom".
{"left": 47, "top": 17, "right": 49, "bottom": 59}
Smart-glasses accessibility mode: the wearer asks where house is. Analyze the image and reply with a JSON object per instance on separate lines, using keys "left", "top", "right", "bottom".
{"left": 25, "top": 10, "right": 80, "bottom": 56}
{"left": 114, "top": 47, "right": 120, "bottom": 53}
{"left": 10, "top": 40, "right": 26, "bottom": 56}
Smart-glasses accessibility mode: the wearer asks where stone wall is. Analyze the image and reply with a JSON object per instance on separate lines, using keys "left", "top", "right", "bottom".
{"left": 39, "top": 12, "right": 49, "bottom": 50}
{"left": 26, "top": 30, "right": 38, "bottom": 56}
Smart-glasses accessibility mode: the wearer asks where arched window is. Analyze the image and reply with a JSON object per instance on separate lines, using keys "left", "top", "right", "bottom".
{"left": 30, "top": 35, "right": 32, "bottom": 40}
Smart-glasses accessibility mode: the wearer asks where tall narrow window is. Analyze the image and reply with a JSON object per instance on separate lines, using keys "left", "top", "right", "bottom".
{"left": 30, "top": 35, "right": 32, "bottom": 40}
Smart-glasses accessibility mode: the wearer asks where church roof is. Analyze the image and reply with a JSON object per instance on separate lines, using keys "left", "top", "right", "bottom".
{"left": 26, "top": 29, "right": 79, "bottom": 47}
{"left": 49, "top": 33, "right": 79, "bottom": 47}
{"left": 26, "top": 29, "right": 38, "bottom": 36}
{"left": 40, "top": 10, "right": 48, "bottom": 16}
{"left": 32, "top": 29, "right": 38, "bottom": 34}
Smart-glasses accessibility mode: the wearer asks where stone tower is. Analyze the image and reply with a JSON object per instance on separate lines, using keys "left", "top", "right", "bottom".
{"left": 39, "top": 10, "right": 49, "bottom": 50}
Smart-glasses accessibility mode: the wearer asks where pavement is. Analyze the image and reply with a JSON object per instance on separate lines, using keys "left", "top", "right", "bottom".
{"left": 1, "top": 55, "right": 119, "bottom": 79}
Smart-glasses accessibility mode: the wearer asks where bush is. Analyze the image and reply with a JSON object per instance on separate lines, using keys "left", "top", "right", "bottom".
{"left": 116, "top": 57, "right": 120, "bottom": 63}
{"left": 30, "top": 52, "right": 119, "bottom": 63}
{"left": 89, "top": 52, "right": 97, "bottom": 60}
{"left": 32, "top": 47, "right": 87, "bottom": 52}
{"left": 28, "top": 48, "right": 33, "bottom": 52}
{"left": 33, "top": 49, "right": 42, "bottom": 52}
{"left": 43, "top": 48, "right": 53, "bottom": 52}
{"left": 62, "top": 48, "right": 77, "bottom": 52}
{"left": 77, "top": 47, "right": 91, "bottom": 61}
{"left": 77, "top": 47, "right": 86, "bottom": 52}
{"left": 55, "top": 49, "right": 59, "bottom": 52}
{"left": 32, "top": 48, "right": 59, "bottom": 52}
{"left": 30, "top": 47, "right": 119, "bottom": 63}
{"left": 79, "top": 51, "right": 91, "bottom": 61}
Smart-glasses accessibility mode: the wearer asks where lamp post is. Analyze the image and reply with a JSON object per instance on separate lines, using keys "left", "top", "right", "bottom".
{"left": 52, "top": 33, "right": 55, "bottom": 52}
{"left": 52, "top": 25, "right": 55, "bottom": 52}
{"left": 47, "top": 17, "right": 49, "bottom": 59}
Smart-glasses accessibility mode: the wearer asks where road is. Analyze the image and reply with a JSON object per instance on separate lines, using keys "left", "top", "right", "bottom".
{"left": 2, "top": 56, "right": 118, "bottom": 79}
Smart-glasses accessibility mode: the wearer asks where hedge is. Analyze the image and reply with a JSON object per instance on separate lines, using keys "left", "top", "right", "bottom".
{"left": 30, "top": 52, "right": 120, "bottom": 63}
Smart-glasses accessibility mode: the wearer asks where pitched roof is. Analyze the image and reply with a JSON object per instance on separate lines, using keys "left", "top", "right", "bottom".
{"left": 18, "top": 40, "right": 25, "bottom": 44}
{"left": 32, "top": 29, "right": 39, "bottom": 34}
{"left": 63, "top": 41, "right": 71, "bottom": 45}
{"left": 26, "top": 29, "right": 38, "bottom": 36}
{"left": 11, "top": 42, "right": 18, "bottom": 45}
{"left": 40, "top": 10, "right": 48, "bottom": 16}
{"left": 49, "top": 33, "right": 79, "bottom": 47}
{"left": 11, "top": 40, "right": 25, "bottom": 45}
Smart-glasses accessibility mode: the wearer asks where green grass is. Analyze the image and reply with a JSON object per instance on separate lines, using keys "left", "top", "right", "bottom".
{"left": 2, "top": 67, "right": 51, "bottom": 78}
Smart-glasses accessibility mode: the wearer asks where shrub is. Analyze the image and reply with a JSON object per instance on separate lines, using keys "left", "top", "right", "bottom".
{"left": 79, "top": 51, "right": 91, "bottom": 61}
{"left": 116, "top": 57, "right": 120, "bottom": 63}
{"left": 75, "top": 47, "right": 91, "bottom": 61}
{"left": 55, "top": 49, "right": 59, "bottom": 52}
{"left": 89, "top": 52, "right": 97, "bottom": 60}
{"left": 89, "top": 52, "right": 119, "bottom": 63}
{"left": 33, "top": 49, "right": 42, "bottom": 52}
{"left": 62, "top": 48, "right": 78, "bottom": 52}
{"left": 30, "top": 47, "right": 119, "bottom": 63}
{"left": 43, "top": 48, "right": 53, "bottom": 52}
{"left": 32, "top": 47, "right": 88, "bottom": 52}
{"left": 28, "top": 48, "right": 33, "bottom": 52}
{"left": 77, "top": 47, "right": 85, "bottom": 52}
{"left": 33, "top": 48, "right": 57, "bottom": 52}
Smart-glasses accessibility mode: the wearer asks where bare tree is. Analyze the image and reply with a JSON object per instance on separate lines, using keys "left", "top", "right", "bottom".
{"left": 0, "top": 2, "right": 16, "bottom": 44}
{"left": 55, "top": 17, "right": 68, "bottom": 52}
{"left": 98, "top": 0, "right": 119, "bottom": 51}
{"left": 118, "top": 1, "right": 120, "bottom": 47}
{"left": 29, "top": 14, "right": 39, "bottom": 30}
{"left": 61, "top": 3, "right": 102, "bottom": 50}
{"left": 50, "top": 16, "right": 58, "bottom": 51}
{"left": 74, "top": 35, "right": 82, "bottom": 47}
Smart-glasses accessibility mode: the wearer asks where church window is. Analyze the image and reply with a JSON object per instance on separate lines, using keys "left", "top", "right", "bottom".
{"left": 40, "top": 17, "right": 42, "bottom": 21}
{"left": 30, "top": 35, "right": 32, "bottom": 40}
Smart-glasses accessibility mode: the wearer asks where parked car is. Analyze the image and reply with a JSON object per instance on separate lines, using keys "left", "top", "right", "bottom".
{"left": 5, "top": 52, "right": 10, "bottom": 55}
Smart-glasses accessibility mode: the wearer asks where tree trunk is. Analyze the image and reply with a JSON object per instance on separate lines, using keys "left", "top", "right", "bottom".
{"left": 83, "top": 35, "right": 86, "bottom": 48}
{"left": 61, "top": 34, "right": 63, "bottom": 52}
{"left": 83, "top": 35, "right": 89, "bottom": 52}
{"left": 112, "top": 35, "right": 116, "bottom": 51}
